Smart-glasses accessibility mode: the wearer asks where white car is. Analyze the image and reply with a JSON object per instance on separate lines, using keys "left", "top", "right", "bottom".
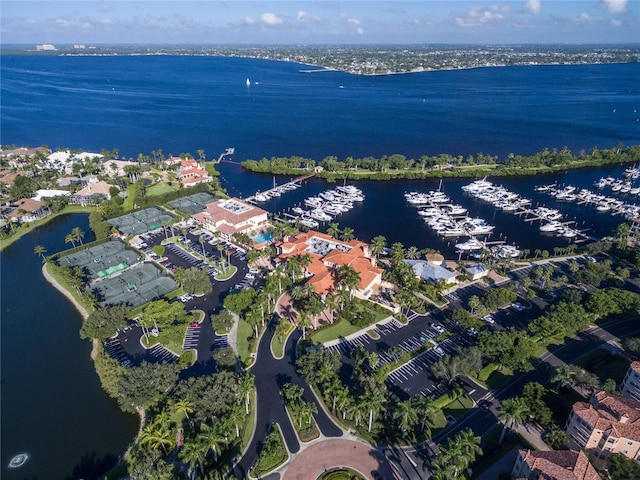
{"left": 430, "top": 323, "right": 445, "bottom": 333}
{"left": 482, "top": 314, "right": 495, "bottom": 324}
{"left": 433, "top": 346, "right": 445, "bottom": 356}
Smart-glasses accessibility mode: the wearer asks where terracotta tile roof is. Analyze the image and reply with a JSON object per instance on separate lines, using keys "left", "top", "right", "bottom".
{"left": 275, "top": 230, "right": 381, "bottom": 295}
{"left": 518, "top": 449, "right": 599, "bottom": 480}
{"left": 9, "top": 198, "right": 45, "bottom": 218}
{"left": 630, "top": 361, "right": 640, "bottom": 375}
{"left": 572, "top": 391, "right": 640, "bottom": 442}
{"left": 74, "top": 181, "right": 114, "bottom": 197}
{"left": 0, "top": 171, "right": 23, "bottom": 185}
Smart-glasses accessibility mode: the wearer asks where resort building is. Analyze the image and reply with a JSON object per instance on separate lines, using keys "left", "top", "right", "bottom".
{"left": 621, "top": 361, "right": 640, "bottom": 402}
{"left": 404, "top": 258, "right": 457, "bottom": 284}
{"left": 165, "top": 157, "right": 211, "bottom": 186}
{"left": 465, "top": 263, "right": 488, "bottom": 281}
{"left": 628, "top": 217, "right": 640, "bottom": 248}
{"left": 565, "top": 391, "right": 640, "bottom": 465}
{"left": 70, "top": 181, "right": 116, "bottom": 205}
{"left": 4, "top": 198, "right": 51, "bottom": 223}
{"left": 43, "top": 150, "right": 103, "bottom": 173}
{"left": 192, "top": 198, "right": 268, "bottom": 239}
{"left": 275, "top": 230, "right": 383, "bottom": 298}
{"left": 511, "top": 449, "right": 599, "bottom": 480}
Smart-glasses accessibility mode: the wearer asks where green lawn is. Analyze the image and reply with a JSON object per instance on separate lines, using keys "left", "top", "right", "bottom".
{"left": 310, "top": 319, "right": 363, "bottom": 344}
{"left": 141, "top": 323, "right": 188, "bottom": 356}
{"left": 124, "top": 183, "right": 136, "bottom": 211}
{"left": 271, "top": 323, "right": 293, "bottom": 359}
{"left": 237, "top": 319, "right": 254, "bottom": 364}
{"left": 44, "top": 262, "right": 96, "bottom": 315}
{"left": 442, "top": 393, "right": 475, "bottom": 420}
{"left": 575, "top": 348, "right": 630, "bottom": 384}
{"left": 251, "top": 423, "right": 288, "bottom": 477}
{"left": 215, "top": 265, "right": 237, "bottom": 281}
{"left": 485, "top": 366, "right": 515, "bottom": 390}
{"left": 146, "top": 181, "right": 178, "bottom": 197}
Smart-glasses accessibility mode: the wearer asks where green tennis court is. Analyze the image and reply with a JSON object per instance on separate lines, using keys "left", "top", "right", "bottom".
{"left": 168, "top": 192, "right": 217, "bottom": 215}
{"left": 108, "top": 207, "right": 175, "bottom": 235}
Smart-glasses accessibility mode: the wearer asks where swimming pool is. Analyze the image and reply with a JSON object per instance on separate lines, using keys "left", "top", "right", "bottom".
{"left": 252, "top": 232, "right": 273, "bottom": 243}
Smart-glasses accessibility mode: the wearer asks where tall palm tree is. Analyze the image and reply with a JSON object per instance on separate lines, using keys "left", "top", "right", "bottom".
{"left": 140, "top": 424, "right": 175, "bottom": 456}
{"left": 199, "top": 235, "right": 206, "bottom": 255}
{"left": 413, "top": 395, "right": 437, "bottom": 435}
{"left": 180, "top": 438, "right": 206, "bottom": 479}
{"left": 199, "top": 423, "right": 225, "bottom": 462}
{"left": 369, "top": 235, "right": 387, "bottom": 259}
{"left": 65, "top": 233, "right": 76, "bottom": 248}
{"left": 360, "top": 388, "right": 385, "bottom": 433}
{"left": 347, "top": 400, "right": 368, "bottom": 428}
{"left": 327, "top": 222, "right": 340, "bottom": 239}
{"left": 237, "top": 371, "right": 255, "bottom": 415}
{"left": 286, "top": 255, "right": 302, "bottom": 282}
{"left": 340, "top": 226, "right": 355, "bottom": 242}
{"left": 498, "top": 397, "right": 529, "bottom": 444}
{"left": 393, "top": 399, "right": 419, "bottom": 438}
{"left": 33, "top": 244, "right": 47, "bottom": 260}
{"left": 271, "top": 265, "right": 287, "bottom": 294}
{"left": 296, "top": 309, "right": 313, "bottom": 339}
{"left": 406, "top": 245, "right": 420, "bottom": 259}
{"left": 551, "top": 364, "right": 575, "bottom": 392}
{"left": 337, "top": 264, "right": 361, "bottom": 301}
{"left": 334, "top": 386, "right": 352, "bottom": 419}
{"left": 174, "top": 399, "right": 194, "bottom": 422}
{"left": 324, "top": 293, "right": 340, "bottom": 324}
{"left": 298, "top": 401, "right": 318, "bottom": 427}
{"left": 226, "top": 403, "right": 245, "bottom": 438}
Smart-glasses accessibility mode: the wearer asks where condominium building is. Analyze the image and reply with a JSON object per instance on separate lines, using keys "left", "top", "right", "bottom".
{"left": 621, "top": 361, "right": 640, "bottom": 402}
{"left": 511, "top": 449, "right": 599, "bottom": 480}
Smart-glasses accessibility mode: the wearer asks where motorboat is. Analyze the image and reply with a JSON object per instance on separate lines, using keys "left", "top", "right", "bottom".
{"left": 455, "top": 238, "right": 484, "bottom": 251}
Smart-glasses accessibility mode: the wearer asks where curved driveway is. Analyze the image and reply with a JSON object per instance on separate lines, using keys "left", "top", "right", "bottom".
{"left": 233, "top": 318, "right": 343, "bottom": 479}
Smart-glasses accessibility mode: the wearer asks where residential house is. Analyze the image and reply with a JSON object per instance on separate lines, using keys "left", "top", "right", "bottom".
{"left": 511, "top": 449, "right": 599, "bottom": 480}
{"left": 565, "top": 390, "right": 640, "bottom": 465}
{"left": 621, "top": 361, "right": 640, "bottom": 402}
{"left": 70, "top": 181, "right": 116, "bottom": 205}
{"left": 404, "top": 259, "right": 457, "bottom": 284}
{"left": 465, "top": 263, "right": 488, "bottom": 281}
{"left": 275, "top": 230, "right": 383, "bottom": 299}
{"left": 165, "top": 157, "right": 211, "bottom": 186}
{"left": 1, "top": 146, "right": 49, "bottom": 169}
{"left": 192, "top": 198, "right": 268, "bottom": 239}
{"left": 5, "top": 198, "right": 51, "bottom": 223}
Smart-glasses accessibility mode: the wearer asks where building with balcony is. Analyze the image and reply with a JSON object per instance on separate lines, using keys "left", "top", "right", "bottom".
{"left": 192, "top": 197, "right": 268, "bottom": 239}
{"left": 565, "top": 391, "right": 640, "bottom": 466}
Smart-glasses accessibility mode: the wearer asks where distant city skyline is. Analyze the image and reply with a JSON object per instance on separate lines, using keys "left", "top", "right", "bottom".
{"left": 2, "top": 1, "right": 639, "bottom": 45}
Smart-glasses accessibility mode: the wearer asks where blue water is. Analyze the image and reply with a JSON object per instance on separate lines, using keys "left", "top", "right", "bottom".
{"left": 2, "top": 56, "right": 639, "bottom": 161}
{"left": 1, "top": 55, "right": 640, "bottom": 479}
{"left": 252, "top": 231, "right": 273, "bottom": 243}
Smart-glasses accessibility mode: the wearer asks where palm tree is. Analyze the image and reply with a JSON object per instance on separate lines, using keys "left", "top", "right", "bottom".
{"left": 337, "top": 264, "right": 361, "bottom": 301}
{"left": 347, "top": 400, "right": 368, "bottom": 428}
{"left": 33, "top": 244, "right": 47, "bottom": 260}
{"left": 298, "top": 401, "right": 318, "bottom": 427}
{"left": 327, "top": 222, "right": 340, "bottom": 238}
{"left": 467, "top": 295, "right": 482, "bottom": 315}
{"left": 296, "top": 309, "right": 312, "bottom": 340}
{"left": 237, "top": 371, "right": 255, "bottom": 415}
{"left": 140, "top": 424, "right": 175, "bottom": 456}
{"left": 340, "top": 226, "right": 355, "bottom": 242}
{"left": 174, "top": 399, "right": 194, "bottom": 422}
{"left": 406, "top": 245, "right": 420, "bottom": 260}
{"left": 180, "top": 438, "right": 207, "bottom": 479}
{"left": 271, "top": 265, "right": 287, "bottom": 295}
{"left": 65, "top": 233, "right": 76, "bottom": 248}
{"left": 226, "top": 403, "right": 245, "bottom": 438}
{"left": 199, "top": 423, "right": 225, "bottom": 462}
{"left": 551, "top": 364, "right": 575, "bottom": 392}
{"left": 216, "top": 243, "right": 225, "bottom": 269}
{"left": 286, "top": 255, "right": 302, "bottom": 282}
{"left": 71, "top": 227, "right": 84, "bottom": 245}
{"left": 393, "top": 399, "right": 419, "bottom": 438}
{"left": 360, "top": 388, "right": 385, "bottom": 433}
{"left": 334, "top": 386, "right": 352, "bottom": 419}
{"left": 199, "top": 235, "right": 206, "bottom": 255}
{"left": 370, "top": 235, "right": 387, "bottom": 259}
{"left": 413, "top": 395, "right": 437, "bottom": 435}
{"left": 498, "top": 397, "right": 529, "bottom": 444}
{"left": 324, "top": 293, "right": 340, "bottom": 324}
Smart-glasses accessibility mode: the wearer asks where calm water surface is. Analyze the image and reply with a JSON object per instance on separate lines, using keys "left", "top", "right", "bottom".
{"left": 1, "top": 215, "right": 138, "bottom": 480}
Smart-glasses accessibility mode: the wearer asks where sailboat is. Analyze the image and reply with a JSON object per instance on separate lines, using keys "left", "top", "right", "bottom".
{"left": 246, "top": 78, "right": 251, "bottom": 87}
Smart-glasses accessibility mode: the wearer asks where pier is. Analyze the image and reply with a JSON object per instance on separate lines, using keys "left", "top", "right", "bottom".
{"left": 213, "top": 147, "right": 235, "bottom": 164}
{"left": 244, "top": 173, "right": 315, "bottom": 203}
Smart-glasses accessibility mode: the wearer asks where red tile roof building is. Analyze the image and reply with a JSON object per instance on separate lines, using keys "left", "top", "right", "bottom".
{"left": 566, "top": 390, "right": 640, "bottom": 465}
{"left": 165, "top": 157, "right": 211, "bottom": 186}
{"left": 5, "top": 198, "right": 51, "bottom": 223}
{"left": 275, "top": 230, "right": 383, "bottom": 299}
{"left": 511, "top": 449, "right": 599, "bottom": 480}
{"left": 192, "top": 198, "right": 268, "bottom": 239}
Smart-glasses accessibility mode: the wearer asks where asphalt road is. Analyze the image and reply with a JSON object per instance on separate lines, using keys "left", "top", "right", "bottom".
{"left": 233, "top": 318, "right": 343, "bottom": 479}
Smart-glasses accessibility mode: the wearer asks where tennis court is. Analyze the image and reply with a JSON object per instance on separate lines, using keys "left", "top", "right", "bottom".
{"left": 167, "top": 192, "right": 217, "bottom": 215}
{"left": 58, "top": 241, "right": 140, "bottom": 280}
{"left": 90, "top": 263, "right": 177, "bottom": 308}
{"left": 108, "top": 207, "right": 175, "bottom": 235}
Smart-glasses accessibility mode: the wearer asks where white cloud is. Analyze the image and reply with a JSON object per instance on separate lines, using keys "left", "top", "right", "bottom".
{"left": 259, "top": 12, "right": 283, "bottom": 26}
{"left": 524, "top": 0, "right": 541, "bottom": 14}
{"left": 297, "top": 10, "right": 323, "bottom": 24}
{"left": 601, "top": 0, "right": 628, "bottom": 14}
{"left": 610, "top": 18, "right": 622, "bottom": 26}
{"left": 568, "top": 12, "right": 601, "bottom": 24}
{"left": 454, "top": 4, "right": 511, "bottom": 28}
{"left": 356, "top": 26, "right": 364, "bottom": 35}
{"left": 243, "top": 16, "right": 255, "bottom": 25}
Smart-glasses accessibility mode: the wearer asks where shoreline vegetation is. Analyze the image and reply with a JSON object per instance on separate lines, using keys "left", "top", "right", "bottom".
{"left": 2, "top": 44, "right": 639, "bottom": 76}
{"left": 241, "top": 144, "right": 640, "bottom": 180}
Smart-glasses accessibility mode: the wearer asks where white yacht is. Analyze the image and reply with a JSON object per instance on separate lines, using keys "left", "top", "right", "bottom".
{"left": 540, "top": 221, "right": 562, "bottom": 232}
{"left": 455, "top": 238, "right": 484, "bottom": 251}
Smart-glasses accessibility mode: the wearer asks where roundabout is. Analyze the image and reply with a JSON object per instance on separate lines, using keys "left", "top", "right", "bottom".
{"left": 282, "top": 439, "right": 400, "bottom": 480}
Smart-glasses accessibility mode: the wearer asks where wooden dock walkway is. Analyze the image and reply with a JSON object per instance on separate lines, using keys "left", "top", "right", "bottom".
{"left": 244, "top": 173, "right": 315, "bottom": 203}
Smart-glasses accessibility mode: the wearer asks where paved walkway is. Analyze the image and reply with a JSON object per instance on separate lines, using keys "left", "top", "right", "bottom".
{"left": 281, "top": 439, "right": 401, "bottom": 480}
{"left": 475, "top": 445, "right": 520, "bottom": 480}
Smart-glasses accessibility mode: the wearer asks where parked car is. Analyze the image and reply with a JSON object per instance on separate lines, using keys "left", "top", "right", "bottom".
{"left": 189, "top": 322, "right": 199, "bottom": 328}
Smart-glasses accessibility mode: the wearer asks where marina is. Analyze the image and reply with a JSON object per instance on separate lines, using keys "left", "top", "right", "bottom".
{"left": 537, "top": 183, "right": 640, "bottom": 219}
{"left": 245, "top": 174, "right": 315, "bottom": 203}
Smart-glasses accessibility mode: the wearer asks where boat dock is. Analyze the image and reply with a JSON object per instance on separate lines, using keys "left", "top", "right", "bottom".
{"left": 244, "top": 173, "right": 315, "bottom": 204}
{"left": 214, "top": 147, "right": 235, "bottom": 164}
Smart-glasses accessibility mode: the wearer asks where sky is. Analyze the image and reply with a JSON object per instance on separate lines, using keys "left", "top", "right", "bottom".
{"left": 2, "top": 1, "right": 639, "bottom": 45}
